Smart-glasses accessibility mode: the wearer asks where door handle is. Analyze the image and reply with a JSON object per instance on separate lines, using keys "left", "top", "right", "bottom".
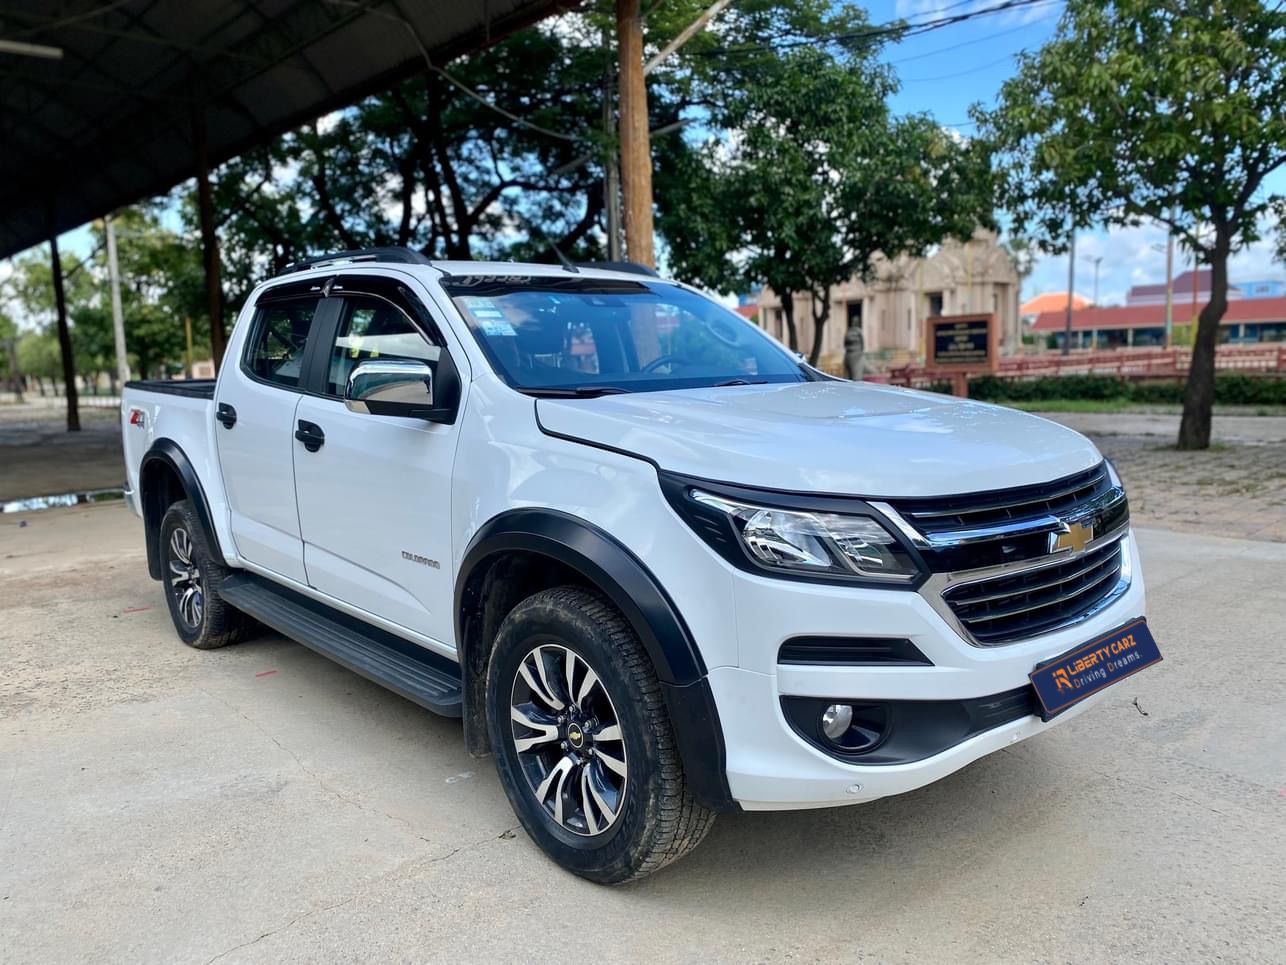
{"left": 216, "top": 403, "right": 237, "bottom": 429}
{"left": 295, "top": 419, "right": 325, "bottom": 452}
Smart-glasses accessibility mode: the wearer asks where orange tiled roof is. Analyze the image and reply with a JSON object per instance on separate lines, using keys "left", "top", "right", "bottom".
{"left": 1029, "top": 296, "right": 1286, "bottom": 331}
{"left": 1021, "top": 292, "right": 1090, "bottom": 315}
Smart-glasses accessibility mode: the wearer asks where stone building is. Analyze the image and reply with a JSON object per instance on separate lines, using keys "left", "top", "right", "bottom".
{"left": 754, "top": 229, "right": 1021, "bottom": 370}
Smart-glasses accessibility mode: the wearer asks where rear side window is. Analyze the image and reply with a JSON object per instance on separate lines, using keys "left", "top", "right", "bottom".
{"left": 245, "top": 297, "right": 320, "bottom": 388}
{"left": 325, "top": 297, "right": 440, "bottom": 397}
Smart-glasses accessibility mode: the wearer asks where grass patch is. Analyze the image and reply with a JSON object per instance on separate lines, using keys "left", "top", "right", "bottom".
{"left": 1004, "top": 398, "right": 1168, "bottom": 413}
{"left": 1000, "top": 399, "right": 1286, "bottom": 416}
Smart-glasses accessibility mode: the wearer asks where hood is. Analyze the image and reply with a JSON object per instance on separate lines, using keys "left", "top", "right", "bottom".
{"left": 536, "top": 381, "right": 1101, "bottom": 499}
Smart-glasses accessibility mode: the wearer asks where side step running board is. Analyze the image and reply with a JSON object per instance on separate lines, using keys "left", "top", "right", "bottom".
{"left": 220, "top": 572, "right": 463, "bottom": 718}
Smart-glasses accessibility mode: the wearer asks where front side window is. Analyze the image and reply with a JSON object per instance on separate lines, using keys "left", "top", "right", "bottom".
{"left": 443, "top": 277, "right": 805, "bottom": 395}
{"left": 244, "top": 297, "right": 320, "bottom": 388}
{"left": 326, "top": 297, "right": 440, "bottom": 397}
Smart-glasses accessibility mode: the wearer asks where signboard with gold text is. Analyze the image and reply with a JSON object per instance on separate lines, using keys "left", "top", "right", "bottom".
{"left": 924, "top": 313, "right": 998, "bottom": 371}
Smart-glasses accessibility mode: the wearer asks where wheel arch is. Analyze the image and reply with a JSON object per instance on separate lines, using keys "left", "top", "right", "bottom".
{"left": 139, "top": 439, "right": 226, "bottom": 580}
{"left": 454, "top": 508, "right": 736, "bottom": 812}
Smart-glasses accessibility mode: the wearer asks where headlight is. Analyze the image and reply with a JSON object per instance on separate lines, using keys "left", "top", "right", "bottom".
{"left": 690, "top": 490, "right": 920, "bottom": 583}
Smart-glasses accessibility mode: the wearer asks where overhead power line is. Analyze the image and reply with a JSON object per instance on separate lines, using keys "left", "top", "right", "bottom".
{"left": 686, "top": 0, "right": 1058, "bottom": 60}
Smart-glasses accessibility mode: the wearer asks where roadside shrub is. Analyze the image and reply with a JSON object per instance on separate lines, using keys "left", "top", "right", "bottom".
{"left": 962, "top": 373, "right": 1286, "bottom": 406}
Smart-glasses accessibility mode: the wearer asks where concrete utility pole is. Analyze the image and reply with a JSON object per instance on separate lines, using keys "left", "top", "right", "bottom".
{"left": 617, "top": 0, "right": 655, "bottom": 269}
{"left": 104, "top": 213, "right": 130, "bottom": 388}
{"left": 1062, "top": 229, "right": 1076, "bottom": 355}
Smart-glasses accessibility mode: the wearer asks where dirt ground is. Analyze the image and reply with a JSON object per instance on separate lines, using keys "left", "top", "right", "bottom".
{"left": 0, "top": 401, "right": 123, "bottom": 502}
{"left": 2, "top": 506, "right": 1284, "bottom": 963}
{"left": 1050, "top": 412, "right": 1286, "bottom": 542}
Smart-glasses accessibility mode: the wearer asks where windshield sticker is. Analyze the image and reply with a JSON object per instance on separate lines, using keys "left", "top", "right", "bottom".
{"left": 461, "top": 296, "right": 496, "bottom": 309}
{"left": 470, "top": 308, "right": 505, "bottom": 319}
{"left": 480, "top": 321, "right": 517, "bottom": 337}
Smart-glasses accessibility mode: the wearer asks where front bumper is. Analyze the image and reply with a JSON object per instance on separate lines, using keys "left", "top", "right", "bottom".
{"left": 715, "top": 530, "right": 1147, "bottom": 810}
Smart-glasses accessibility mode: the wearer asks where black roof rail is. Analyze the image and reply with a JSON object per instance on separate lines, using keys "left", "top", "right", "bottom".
{"left": 281, "top": 246, "right": 434, "bottom": 275}
{"left": 577, "top": 260, "right": 660, "bottom": 277}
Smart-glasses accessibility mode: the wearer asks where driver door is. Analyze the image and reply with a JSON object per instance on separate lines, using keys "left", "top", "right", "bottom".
{"left": 292, "top": 288, "right": 462, "bottom": 646}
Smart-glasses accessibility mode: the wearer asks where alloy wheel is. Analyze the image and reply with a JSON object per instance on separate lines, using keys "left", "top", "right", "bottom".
{"left": 168, "top": 526, "right": 204, "bottom": 628}
{"left": 509, "top": 643, "right": 627, "bottom": 837}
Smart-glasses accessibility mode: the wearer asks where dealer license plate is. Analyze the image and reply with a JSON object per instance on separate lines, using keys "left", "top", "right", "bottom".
{"left": 1029, "top": 618, "right": 1162, "bottom": 720}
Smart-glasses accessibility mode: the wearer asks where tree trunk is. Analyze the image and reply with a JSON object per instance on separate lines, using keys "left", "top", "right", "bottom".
{"left": 194, "top": 112, "right": 227, "bottom": 372}
{"left": 49, "top": 234, "right": 81, "bottom": 431}
{"left": 781, "top": 297, "right": 799, "bottom": 352}
{"left": 808, "top": 287, "right": 830, "bottom": 368}
{"left": 1177, "top": 232, "right": 1230, "bottom": 450}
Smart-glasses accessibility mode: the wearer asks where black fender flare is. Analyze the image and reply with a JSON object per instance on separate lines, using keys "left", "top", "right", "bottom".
{"left": 455, "top": 508, "right": 736, "bottom": 811}
{"left": 139, "top": 438, "right": 226, "bottom": 580}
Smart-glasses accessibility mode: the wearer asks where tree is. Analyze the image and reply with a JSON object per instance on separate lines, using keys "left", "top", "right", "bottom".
{"left": 0, "top": 309, "right": 21, "bottom": 400}
{"left": 657, "top": 4, "right": 992, "bottom": 365}
{"left": 17, "top": 331, "right": 60, "bottom": 395}
{"left": 194, "top": 14, "right": 646, "bottom": 315}
{"left": 88, "top": 209, "right": 202, "bottom": 379}
{"left": 978, "top": 0, "right": 1286, "bottom": 450}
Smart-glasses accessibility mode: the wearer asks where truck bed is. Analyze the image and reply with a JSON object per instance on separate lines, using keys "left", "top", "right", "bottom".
{"left": 123, "top": 379, "right": 217, "bottom": 400}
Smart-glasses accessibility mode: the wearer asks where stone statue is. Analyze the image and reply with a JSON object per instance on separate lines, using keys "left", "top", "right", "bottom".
{"left": 843, "top": 322, "right": 865, "bottom": 380}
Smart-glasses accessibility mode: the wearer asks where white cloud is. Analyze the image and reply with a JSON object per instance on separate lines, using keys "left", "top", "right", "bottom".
{"left": 1023, "top": 218, "right": 1285, "bottom": 306}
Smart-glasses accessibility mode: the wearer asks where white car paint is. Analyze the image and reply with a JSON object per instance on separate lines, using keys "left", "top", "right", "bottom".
{"left": 122, "top": 259, "right": 1147, "bottom": 812}
{"left": 537, "top": 381, "right": 1102, "bottom": 498}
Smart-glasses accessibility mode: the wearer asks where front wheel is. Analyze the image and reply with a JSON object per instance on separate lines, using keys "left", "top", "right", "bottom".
{"left": 486, "top": 586, "right": 715, "bottom": 883}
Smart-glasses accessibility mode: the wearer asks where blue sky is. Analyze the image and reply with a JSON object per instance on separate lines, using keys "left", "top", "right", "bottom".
{"left": 870, "top": 0, "right": 1286, "bottom": 305}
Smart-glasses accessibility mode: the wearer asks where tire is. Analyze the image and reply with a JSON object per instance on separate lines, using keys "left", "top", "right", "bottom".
{"left": 486, "top": 586, "right": 715, "bottom": 883}
{"left": 159, "top": 499, "right": 253, "bottom": 650}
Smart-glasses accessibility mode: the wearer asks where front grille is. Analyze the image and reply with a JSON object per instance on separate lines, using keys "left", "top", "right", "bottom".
{"left": 942, "top": 538, "right": 1125, "bottom": 644}
{"left": 896, "top": 463, "right": 1112, "bottom": 536}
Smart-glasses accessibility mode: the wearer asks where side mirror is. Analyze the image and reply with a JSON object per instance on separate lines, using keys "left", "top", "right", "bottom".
{"left": 345, "top": 360, "right": 438, "bottom": 419}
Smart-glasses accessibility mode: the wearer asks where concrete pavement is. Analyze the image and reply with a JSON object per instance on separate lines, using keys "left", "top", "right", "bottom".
{"left": 1, "top": 503, "right": 1284, "bottom": 963}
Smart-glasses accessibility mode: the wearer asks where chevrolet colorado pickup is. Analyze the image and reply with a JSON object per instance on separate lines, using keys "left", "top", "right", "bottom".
{"left": 122, "top": 247, "right": 1159, "bottom": 883}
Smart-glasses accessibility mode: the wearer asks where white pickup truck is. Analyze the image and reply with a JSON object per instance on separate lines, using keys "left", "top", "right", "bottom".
{"left": 121, "top": 247, "right": 1159, "bottom": 883}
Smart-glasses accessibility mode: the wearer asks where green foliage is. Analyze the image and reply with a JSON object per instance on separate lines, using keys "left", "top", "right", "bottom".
{"left": 976, "top": 0, "right": 1286, "bottom": 447}
{"left": 978, "top": 0, "right": 1286, "bottom": 256}
{"left": 17, "top": 330, "right": 60, "bottom": 381}
{"left": 197, "top": 5, "right": 689, "bottom": 310}
{"left": 1, "top": 207, "right": 202, "bottom": 383}
{"left": 658, "top": 2, "right": 993, "bottom": 364}
{"left": 966, "top": 373, "right": 1286, "bottom": 406}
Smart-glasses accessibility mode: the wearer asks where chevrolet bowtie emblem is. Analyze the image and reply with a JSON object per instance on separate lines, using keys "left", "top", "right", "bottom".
{"left": 1049, "top": 521, "right": 1094, "bottom": 554}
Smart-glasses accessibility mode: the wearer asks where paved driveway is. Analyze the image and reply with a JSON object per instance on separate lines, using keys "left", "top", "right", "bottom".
{"left": 1, "top": 504, "right": 1283, "bottom": 963}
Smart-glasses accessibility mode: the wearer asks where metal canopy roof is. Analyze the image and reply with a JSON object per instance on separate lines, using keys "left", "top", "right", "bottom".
{"left": 0, "top": 0, "right": 568, "bottom": 261}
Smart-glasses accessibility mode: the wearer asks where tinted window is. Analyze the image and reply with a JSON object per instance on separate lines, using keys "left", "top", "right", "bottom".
{"left": 245, "top": 297, "right": 320, "bottom": 388}
{"left": 444, "top": 279, "right": 803, "bottom": 394}
{"left": 326, "top": 297, "right": 440, "bottom": 397}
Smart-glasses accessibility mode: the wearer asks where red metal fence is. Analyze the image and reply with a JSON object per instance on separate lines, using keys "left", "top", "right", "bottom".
{"left": 886, "top": 345, "right": 1286, "bottom": 388}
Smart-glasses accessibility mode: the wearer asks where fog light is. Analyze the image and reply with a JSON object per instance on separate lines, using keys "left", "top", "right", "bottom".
{"left": 821, "top": 703, "right": 854, "bottom": 740}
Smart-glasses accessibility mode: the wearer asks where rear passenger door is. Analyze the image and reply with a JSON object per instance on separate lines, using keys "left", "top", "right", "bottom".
{"left": 214, "top": 286, "right": 335, "bottom": 584}
{"left": 291, "top": 279, "right": 463, "bottom": 646}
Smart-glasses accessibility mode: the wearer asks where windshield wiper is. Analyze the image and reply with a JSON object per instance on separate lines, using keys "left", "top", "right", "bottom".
{"left": 522, "top": 386, "right": 632, "bottom": 398}
{"left": 712, "top": 378, "right": 770, "bottom": 387}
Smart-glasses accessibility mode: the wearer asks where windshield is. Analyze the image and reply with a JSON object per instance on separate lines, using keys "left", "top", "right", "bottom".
{"left": 442, "top": 276, "right": 806, "bottom": 395}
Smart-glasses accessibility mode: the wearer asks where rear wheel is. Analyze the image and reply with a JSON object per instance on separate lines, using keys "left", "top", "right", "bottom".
{"left": 486, "top": 586, "right": 715, "bottom": 883}
{"left": 159, "top": 500, "right": 253, "bottom": 650}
